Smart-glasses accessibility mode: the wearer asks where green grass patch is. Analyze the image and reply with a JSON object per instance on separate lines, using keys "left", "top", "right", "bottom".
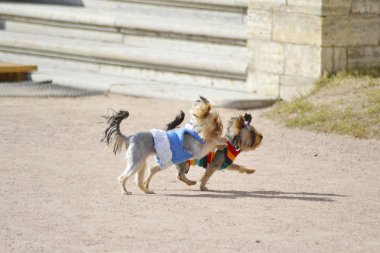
{"left": 265, "top": 71, "right": 380, "bottom": 139}
{"left": 367, "top": 89, "right": 380, "bottom": 127}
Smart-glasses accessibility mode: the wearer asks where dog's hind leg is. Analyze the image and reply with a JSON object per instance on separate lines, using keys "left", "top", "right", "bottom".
{"left": 118, "top": 157, "right": 146, "bottom": 195}
{"left": 118, "top": 141, "right": 154, "bottom": 195}
{"left": 143, "top": 165, "right": 161, "bottom": 190}
{"left": 227, "top": 163, "right": 256, "bottom": 174}
{"left": 118, "top": 160, "right": 147, "bottom": 195}
{"left": 177, "top": 163, "right": 196, "bottom": 186}
{"left": 136, "top": 161, "right": 154, "bottom": 194}
{"left": 117, "top": 171, "right": 132, "bottom": 195}
{"left": 118, "top": 167, "right": 136, "bottom": 195}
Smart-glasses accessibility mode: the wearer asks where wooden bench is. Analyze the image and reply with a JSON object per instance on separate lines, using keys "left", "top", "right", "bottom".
{"left": 0, "top": 62, "right": 38, "bottom": 82}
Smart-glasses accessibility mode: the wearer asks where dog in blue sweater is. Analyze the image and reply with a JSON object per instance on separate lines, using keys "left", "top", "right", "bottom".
{"left": 102, "top": 96, "right": 226, "bottom": 195}
{"left": 144, "top": 113, "right": 263, "bottom": 191}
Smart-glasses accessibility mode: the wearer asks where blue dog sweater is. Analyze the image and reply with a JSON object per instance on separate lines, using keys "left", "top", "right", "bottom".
{"left": 151, "top": 128, "right": 205, "bottom": 169}
{"left": 167, "top": 128, "right": 205, "bottom": 164}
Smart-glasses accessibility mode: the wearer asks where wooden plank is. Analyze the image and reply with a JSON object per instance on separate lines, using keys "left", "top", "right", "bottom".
{"left": 0, "top": 72, "right": 28, "bottom": 82}
{"left": 0, "top": 62, "right": 38, "bottom": 82}
{"left": 0, "top": 62, "right": 38, "bottom": 74}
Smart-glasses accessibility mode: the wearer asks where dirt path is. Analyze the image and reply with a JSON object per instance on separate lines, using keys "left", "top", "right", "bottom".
{"left": 1, "top": 95, "right": 379, "bottom": 252}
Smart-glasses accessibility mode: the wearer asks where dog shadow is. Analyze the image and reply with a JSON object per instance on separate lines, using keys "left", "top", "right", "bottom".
{"left": 164, "top": 189, "right": 346, "bottom": 202}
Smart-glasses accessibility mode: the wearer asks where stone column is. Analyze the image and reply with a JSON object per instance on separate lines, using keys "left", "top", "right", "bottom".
{"left": 246, "top": 0, "right": 380, "bottom": 100}
{"left": 323, "top": 0, "right": 380, "bottom": 73}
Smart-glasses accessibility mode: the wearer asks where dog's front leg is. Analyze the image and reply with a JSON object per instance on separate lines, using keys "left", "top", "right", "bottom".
{"left": 215, "top": 137, "right": 228, "bottom": 149}
{"left": 196, "top": 137, "right": 227, "bottom": 158}
{"left": 199, "top": 164, "right": 218, "bottom": 191}
{"left": 227, "top": 163, "right": 256, "bottom": 174}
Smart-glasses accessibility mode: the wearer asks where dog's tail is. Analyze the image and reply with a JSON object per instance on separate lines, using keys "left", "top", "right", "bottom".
{"left": 191, "top": 96, "right": 211, "bottom": 120}
{"left": 166, "top": 110, "right": 185, "bottom": 131}
{"left": 102, "top": 110, "right": 130, "bottom": 155}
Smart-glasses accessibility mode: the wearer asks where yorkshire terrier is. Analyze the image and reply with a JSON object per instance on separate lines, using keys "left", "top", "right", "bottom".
{"left": 102, "top": 96, "right": 226, "bottom": 195}
{"left": 144, "top": 113, "right": 263, "bottom": 191}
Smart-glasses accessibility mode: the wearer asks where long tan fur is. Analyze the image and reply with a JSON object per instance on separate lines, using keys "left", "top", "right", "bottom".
{"left": 191, "top": 96, "right": 223, "bottom": 143}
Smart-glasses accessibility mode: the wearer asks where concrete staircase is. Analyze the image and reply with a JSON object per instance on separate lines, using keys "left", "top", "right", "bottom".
{"left": 0, "top": 0, "right": 271, "bottom": 107}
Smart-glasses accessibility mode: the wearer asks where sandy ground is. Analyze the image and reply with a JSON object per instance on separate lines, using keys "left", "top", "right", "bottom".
{"left": 0, "top": 94, "right": 379, "bottom": 253}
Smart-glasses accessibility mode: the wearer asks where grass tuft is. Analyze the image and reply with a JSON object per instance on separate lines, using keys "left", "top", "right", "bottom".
{"left": 265, "top": 71, "right": 380, "bottom": 139}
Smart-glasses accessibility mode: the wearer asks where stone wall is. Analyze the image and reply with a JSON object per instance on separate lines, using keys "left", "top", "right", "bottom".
{"left": 247, "top": 0, "right": 380, "bottom": 100}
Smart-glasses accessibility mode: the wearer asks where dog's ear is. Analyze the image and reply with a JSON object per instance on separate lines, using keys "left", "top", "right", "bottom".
{"left": 231, "top": 115, "right": 245, "bottom": 136}
{"left": 212, "top": 112, "right": 223, "bottom": 132}
{"left": 243, "top": 113, "right": 252, "bottom": 125}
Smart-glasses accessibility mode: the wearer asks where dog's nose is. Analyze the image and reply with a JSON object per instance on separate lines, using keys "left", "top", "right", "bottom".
{"left": 258, "top": 134, "right": 263, "bottom": 140}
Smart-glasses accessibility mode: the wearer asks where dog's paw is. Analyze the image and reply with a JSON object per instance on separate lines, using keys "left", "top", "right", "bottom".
{"left": 246, "top": 169, "right": 256, "bottom": 174}
{"left": 200, "top": 186, "right": 209, "bottom": 191}
{"left": 122, "top": 190, "right": 132, "bottom": 195}
{"left": 187, "top": 180, "right": 197, "bottom": 186}
{"left": 145, "top": 190, "right": 155, "bottom": 194}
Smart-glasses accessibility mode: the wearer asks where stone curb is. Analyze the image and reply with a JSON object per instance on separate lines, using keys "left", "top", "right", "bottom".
{"left": 32, "top": 69, "right": 275, "bottom": 109}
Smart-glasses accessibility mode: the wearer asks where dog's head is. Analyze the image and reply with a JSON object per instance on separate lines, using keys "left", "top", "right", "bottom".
{"left": 226, "top": 113, "right": 262, "bottom": 151}
{"left": 191, "top": 96, "right": 223, "bottom": 142}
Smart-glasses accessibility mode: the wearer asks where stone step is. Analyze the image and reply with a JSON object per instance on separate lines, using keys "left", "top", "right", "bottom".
{"left": 0, "top": 31, "right": 247, "bottom": 79}
{"left": 0, "top": 43, "right": 247, "bottom": 91}
{"left": 0, "top": 3, "right": 246, "bottom": 45}
{"left": 82, "top": 0, "right": 247, "bottom": 23}
{"left": 4, "top": 20, "right": 247, "bottom": 59}
{"left": 88, "top": 0, "right": 248, "bottom": 11}
{"left": 31, "top": 68, "right": 273, "bottom": 109}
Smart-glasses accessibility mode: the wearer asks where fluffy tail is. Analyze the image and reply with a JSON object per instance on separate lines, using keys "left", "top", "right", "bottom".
{"left": 192, "top": 96, "right": 211, "bottom": 120}
{"left": 166, "top": 110, "right": 185, "bottom": 131}
{"left": 102, "top": 110, "right": 129, "bottom": 155}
